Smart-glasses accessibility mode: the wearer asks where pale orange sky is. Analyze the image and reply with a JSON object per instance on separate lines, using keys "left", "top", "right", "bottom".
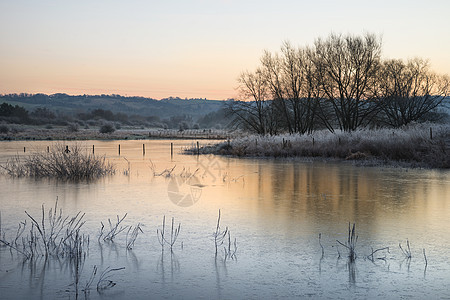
{"left": 1, "top": 0, "right": 449, "bottom": 100}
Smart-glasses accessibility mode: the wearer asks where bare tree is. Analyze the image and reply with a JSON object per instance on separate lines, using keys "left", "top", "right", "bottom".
{"left": 313, "top": 33, "right": 382, "bottom": 131}
{"left": 228, "top": 69, "right": 274, "bottom": 134}
{"left": 377, "top": 58, "right": 449, "bottom": 127}
{"left": 304, "top": 47, "right": 335, "bottom": 133}
{"left": 260, "top": 50, "right": 294, "bottom": 133}
{"left": 230, "top": 32, "right": 447, "bottom": 135}
{"left": 259, "top": 42, "right": 324, "bottom": 134}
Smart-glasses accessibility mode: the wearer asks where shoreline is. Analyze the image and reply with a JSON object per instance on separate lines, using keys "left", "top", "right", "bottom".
{"left": 185, "top": 124, "right": 450, "bottom": 169}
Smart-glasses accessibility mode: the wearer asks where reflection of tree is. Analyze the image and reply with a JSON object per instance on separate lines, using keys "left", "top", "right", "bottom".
{"left": 250, "top": 161, "right": 425, "bottom": 230}
{"left": 214, "top": 258, "right": 228, "bottom": 299}
{"left": 347, "top": 261, "right": 356, "bottom": 285}
{"left": 24, "top": 257, "right": 48, "bottom": 299}
{"left": 156, "top": 251, "right": 180, "bottom": 285}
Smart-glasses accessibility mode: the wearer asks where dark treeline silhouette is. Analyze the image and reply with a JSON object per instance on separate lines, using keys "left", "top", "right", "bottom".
{"left": 0, "top": 103, "right": 30, "bottom": 123}
{"left": 0, "top": 101, "right": 232, "bottom": 131}
{"left": 229, "top": 33, "right": 449, "bottom": 134}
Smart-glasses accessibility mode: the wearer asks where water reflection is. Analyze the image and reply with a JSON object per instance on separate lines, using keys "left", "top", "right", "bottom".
{"left": 214, "top": 257, "right": 228, "bottom": 299}
{"left": 219, "top": 158, "right": 449, "bottom": 240}
{"left": 157, "top": 251, "right": 180, "bottom": 284}
{"left": 0, "top": 140, "right": 449, "bottom": 299}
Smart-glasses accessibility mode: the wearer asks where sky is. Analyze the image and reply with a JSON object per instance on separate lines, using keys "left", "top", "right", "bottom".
{"left": 0, "top": 0, "right": 449, "bottom": 100}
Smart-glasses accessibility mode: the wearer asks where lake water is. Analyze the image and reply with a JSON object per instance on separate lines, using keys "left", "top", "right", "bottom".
{"left": 0, "top": 140, "right": 449, "bottom": 299}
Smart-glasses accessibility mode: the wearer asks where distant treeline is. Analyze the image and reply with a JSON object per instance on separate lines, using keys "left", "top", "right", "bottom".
{"left": 0, "top": 93, "right": 225, "bottom": 118}
{"left": 0, "top": 93, "right": 232, "bottom": 130}
{"left": 0, "top": 102, "right": 231, "bottom": 131}
{"left": 230, "top": 33, "right": 450, "bottom": 134}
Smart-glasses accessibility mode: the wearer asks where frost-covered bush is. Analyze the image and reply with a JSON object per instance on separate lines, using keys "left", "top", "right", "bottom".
{"left": 99, "top": 123, "right": 115, "bottom": 134}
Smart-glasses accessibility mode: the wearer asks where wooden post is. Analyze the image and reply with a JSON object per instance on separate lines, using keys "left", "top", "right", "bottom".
{"left": 93, "top": 145, "right": 95, "bottom": 154}
{"left": 430, "top": 127, "right": 433, "bottom": 140}
{"left": 47, "top": 146, "right": 49, "bottom": 153}
{"left": 24, "top": 147, "right": 26, "bottom": 153}
{"left": 171, "top": 142, "right": 173, "bottom": 158}
{"left": 143, "top": 144, "right": 145, "bottom": 155}
{"left": 196, "top": 141, "right": 199, "bottom": 155}
{"left": 118, "top": 144, "right": 121, "bottom": 155}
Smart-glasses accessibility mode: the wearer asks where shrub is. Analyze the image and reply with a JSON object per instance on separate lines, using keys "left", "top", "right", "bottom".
{"left": 99, "top": 123, "right": 115, "bottom": 134}
{"left": 0, "top": 124, "right": 9, "bottom": 134}
{"left": 67, "top": 123, "right": 79, "bottom": 132}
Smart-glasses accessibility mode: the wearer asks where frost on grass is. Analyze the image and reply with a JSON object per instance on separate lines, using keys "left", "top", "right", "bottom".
{"left": 1, "top": 143, "right": 115, "bottom": 180}
{"left": 190, "top": 124, "right": 450, "bottom": 168}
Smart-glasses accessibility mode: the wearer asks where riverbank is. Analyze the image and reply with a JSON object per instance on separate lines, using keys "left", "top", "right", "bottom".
{"left": 0, "top": 124, "right": 232, "bottom": 141}
{"left": 188, "top": 124, "right": 450, "bottom": 169}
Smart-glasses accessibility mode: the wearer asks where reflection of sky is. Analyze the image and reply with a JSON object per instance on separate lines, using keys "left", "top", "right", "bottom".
{"left": 1, "top": 0, "right": 449, "bottom": 99}
{"left": 1, "top": 139, "right": 450, "bottom": 298}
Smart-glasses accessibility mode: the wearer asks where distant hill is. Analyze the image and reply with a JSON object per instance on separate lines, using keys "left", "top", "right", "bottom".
{"left": 0, "top": 93, "right": 227, "bottom": 119}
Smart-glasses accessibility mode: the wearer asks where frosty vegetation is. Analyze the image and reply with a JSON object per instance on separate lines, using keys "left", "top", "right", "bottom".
{"left": 192, "top": 123, "right": 450, "bottom": 168}
{"left": 1, "top": 143, "right": 115, "bottom": 180}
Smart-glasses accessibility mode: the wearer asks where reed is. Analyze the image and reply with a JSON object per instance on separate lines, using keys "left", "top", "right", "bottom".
{"left": 157, "top": 215, "right": 181, "bottom": 252}
{"left": 213, "top": 209, "right": 228, "bottom": 258}
{"left": 68, "top": 229, "right": 89, "bottom": 299}
{"left": 149, "top": 159, "right": 177, "bottom": 177}
{"left": 336, "top": 223, "right": 358, "bottom": 262}
{"left": 83, "top": 265, "right": 98, "bottom": 296}
{"left": 0, "top": 211, "right": 4, "bottom": 242}
{"left": 0, "top": 198, "right": 87, "bottom": 260}
{"left": 1, "top": 143, "right": 115, "bottom": 180}
{"left": 126, "top": 223, "right": 143, "bottom": 250}
{"left": 367, "top": 247, "right": 390, "bottom": 262}
{"left": 96, "top": 267, "right": 125, "bottom": 291}
{"left": 223, "top": 230, "right": 237, "bottom": 261}
{"left": 99, "top": 213, "right": 129, "bottom": 242}
{"left": 319, "top": 233, "right": 324, "bottom": 257}
{"left": 399, "top": 239, "right": 412, "bottom": 259}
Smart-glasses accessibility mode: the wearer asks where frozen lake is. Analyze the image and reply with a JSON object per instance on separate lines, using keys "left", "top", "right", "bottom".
{"left": 0, "top": 139, "right": 449, "bottom": 299}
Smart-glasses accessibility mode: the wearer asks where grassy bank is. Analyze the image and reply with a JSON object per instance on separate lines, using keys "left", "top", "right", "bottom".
{"left": 189, "top": 124, "right": 450, "bottom": 169}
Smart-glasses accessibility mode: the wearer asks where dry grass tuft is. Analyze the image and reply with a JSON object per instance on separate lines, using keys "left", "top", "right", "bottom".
{"left": 1, "top": 143, "right": 115, "bottom": 180}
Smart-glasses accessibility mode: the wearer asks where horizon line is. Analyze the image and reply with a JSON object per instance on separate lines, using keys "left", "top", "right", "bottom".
{"left": 0, "top": 92, "right": 235, "bottom": 102}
